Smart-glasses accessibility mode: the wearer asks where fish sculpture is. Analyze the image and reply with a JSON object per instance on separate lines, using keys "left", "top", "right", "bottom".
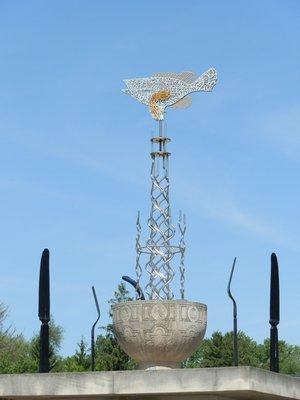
{"left": 123, "top": 68, "right": 218, "bottom": 120}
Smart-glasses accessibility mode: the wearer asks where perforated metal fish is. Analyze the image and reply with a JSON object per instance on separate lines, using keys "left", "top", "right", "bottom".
{"left": 123, "top": 68, "right": 218, "bottom": 120}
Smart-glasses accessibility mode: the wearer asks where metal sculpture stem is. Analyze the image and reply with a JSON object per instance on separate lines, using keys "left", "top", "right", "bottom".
{"left": 136, "top": 120, "right": 185, "bottom": 300}
{"left": 146, "top": 121, "right": 174, "bottom": 299}
{"left": 270, "top": 252, "right": 280, "bottom": 373}
{"left": 227, "top": 257, "right": 238, "bottom": 366}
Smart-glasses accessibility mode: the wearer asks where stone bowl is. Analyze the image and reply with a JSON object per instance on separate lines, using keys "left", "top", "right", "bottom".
{"left": 112, "top": 299, "right": 207, "bottom": 370}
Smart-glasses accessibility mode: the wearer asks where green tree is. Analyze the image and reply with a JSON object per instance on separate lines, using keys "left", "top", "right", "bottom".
{"left": 0, "top": 302, "right": 36, "bottom": 373}
{"left": 184, "top": 330, "right": 300, "bottom": 375}
{"left": 0, "top": 334, "right": 37, "bottom": 373}
{"left": 29, "top": 318, "right": 64, "bottom": 372}
{"left": 60, "top": 339, "right": 90, "bottom": 372}
{"left": 185, "top": 331, "right": 261, "bottom": 368}
{"left": 107, "top": 282, "right": 134, "bottom": 317}
{"left": 74, "top": 338, "right": 90, "bottom": 369}
{"left": 257, "top": 338, "right": 300, "bottom": 375}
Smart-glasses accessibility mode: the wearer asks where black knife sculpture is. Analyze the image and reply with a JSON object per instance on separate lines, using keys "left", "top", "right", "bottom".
{"left": 38, "top": 248, "right": 50, "bottom": 373}
{"left": 270, "top": 252, "right": 280, "bottom": 372}
{"left": 91, "top": 286, "right": 100, "bottom": 371}
{"left": 227, "top": 257, "right": 238, "bottom": 366}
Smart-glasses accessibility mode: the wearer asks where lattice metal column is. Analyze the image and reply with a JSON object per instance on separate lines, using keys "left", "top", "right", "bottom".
{"left": 135, "top": 121, "right": 187, "bottom": 300}
{"left": 143, "top": 121, "right": 176, "bottom": 299}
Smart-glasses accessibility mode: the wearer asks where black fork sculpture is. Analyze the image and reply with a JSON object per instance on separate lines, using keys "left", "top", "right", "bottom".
{"left": 270, "top": 252, "right": 280, "bottom": 372}
{"left": 38, "top": 249, "right": 50, "bottom": 373}
{"left": 227, "top": 257, "right": 238, "bottom": 366}
{"left": 91, "top": 286, "right": 100, "bottom": 371}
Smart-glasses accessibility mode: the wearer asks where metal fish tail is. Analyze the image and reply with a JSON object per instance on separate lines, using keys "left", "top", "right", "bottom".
{"left": 190, "top": 68, "right": 218, "bottom": 92}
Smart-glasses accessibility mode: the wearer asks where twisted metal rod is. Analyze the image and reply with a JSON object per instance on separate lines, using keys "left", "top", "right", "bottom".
{"left": 145, "top": 153, "right": 175, "bottom": 299}
{"left": 178, "top": 211, "right": 186, "bottom": 299}
{"left": 135, "top": 211, "right": 142, "bottom": 299}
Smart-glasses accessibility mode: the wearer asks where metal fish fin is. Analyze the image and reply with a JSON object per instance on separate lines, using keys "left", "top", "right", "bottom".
{"left": 124, "top": 78, "right": 151, "bottom": 91}
{"left": 176, "top": 71, "right": 197, "bottom": 83}
{"left": 171, "top": 96, "right": 192, "bottom": 109}
{"left": 153, "top": 71, "right": 197, "bottom": 84}
{"left": 153, "top": 72, "right": 178, "bottom": 79}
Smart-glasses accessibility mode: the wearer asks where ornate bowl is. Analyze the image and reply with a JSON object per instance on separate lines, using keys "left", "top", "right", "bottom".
{"left": 112, "top": 299, "right": 207, "bottom": 370}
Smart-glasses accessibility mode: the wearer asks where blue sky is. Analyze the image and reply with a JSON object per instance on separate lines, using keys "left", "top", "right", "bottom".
{"left": 0, "top": 0, "right": 299, "bottom": 356}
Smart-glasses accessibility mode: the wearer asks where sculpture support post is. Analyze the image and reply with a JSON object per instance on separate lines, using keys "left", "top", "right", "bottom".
{"left": 38, "top": 249, "right": 50, "bottom": 373}
{"left": 145, "top": 121, "right": 175, "bottom": 299}
{"left": 135, "top": 122, "right": 187, "bottom": 300}
{"left": 270, "top": 252, "right": 280, "bottom": 373}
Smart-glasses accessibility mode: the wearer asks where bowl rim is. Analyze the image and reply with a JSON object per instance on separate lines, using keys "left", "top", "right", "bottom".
{"left": 112, "top": 299, "right": 207, "bottom": 310}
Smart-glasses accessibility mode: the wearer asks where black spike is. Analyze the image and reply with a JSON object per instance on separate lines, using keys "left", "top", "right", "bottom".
{"left": 270, "top": 252, "right": 280, "bottom": 372}
{"left": 38, "top": 248, "right": 50, "bottom": 373}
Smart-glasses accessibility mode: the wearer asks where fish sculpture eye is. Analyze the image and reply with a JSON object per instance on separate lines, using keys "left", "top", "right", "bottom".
{"left": 149, "top": 90, "right": 171, "bottom": 120}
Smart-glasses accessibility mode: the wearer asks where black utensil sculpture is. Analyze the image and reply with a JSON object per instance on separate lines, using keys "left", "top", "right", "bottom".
{"left": 270, "top": 252, "right": 280, "bottom": 373}
{"left": 122, "top": 275, "right": 145, "bottom": 300}
{"left": 227, "top": 257, "right": 238, "bottom": 366}
{"left": 38, "top": 249, "right": 50, "bottom": 373}
{"left": 91, "top": 286, "right": 100, "bottom": 371}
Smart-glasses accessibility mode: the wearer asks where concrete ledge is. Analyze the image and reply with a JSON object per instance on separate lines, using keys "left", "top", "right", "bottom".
{"left": 0, "top": 366, "right": 299, "bottom": 399}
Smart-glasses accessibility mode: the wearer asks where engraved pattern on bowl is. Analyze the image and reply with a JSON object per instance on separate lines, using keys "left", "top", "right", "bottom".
{"left": 112, "top": 300, "right": 207, "bottom": 369}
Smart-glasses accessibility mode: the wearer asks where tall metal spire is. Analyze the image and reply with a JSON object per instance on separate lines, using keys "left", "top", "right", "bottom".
{"left": 123, "top": 68, "right": 218, "bottom": 300}
{"left": 136, "top": 121, "right": 185, "bottom": 300}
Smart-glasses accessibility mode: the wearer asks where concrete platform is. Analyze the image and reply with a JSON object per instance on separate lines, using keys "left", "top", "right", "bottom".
{"left": 0, "top": 366, "right": 299, "bottom": 400}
